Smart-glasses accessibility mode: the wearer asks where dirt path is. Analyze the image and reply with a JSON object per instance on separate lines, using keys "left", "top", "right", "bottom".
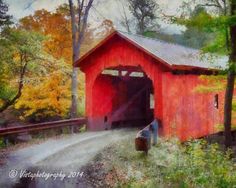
{"left": 0, "top": 129, "right": 136, "bottom": 188}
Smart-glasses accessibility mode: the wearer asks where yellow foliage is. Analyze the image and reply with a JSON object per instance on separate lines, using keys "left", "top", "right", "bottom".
{"left": 15, "top": 72, "right": 85, "bottom": 119}
{"left": 0, "top": 99, "right": 4, "bottom": 106}
{"left": 194, "top": 75, "right": 226, "bottom": 93}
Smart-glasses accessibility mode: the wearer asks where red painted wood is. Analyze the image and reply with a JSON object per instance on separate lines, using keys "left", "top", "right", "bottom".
{"left": 79, "top": 34, "right": 223, "bottom": 141}
{"left": 92, "top": 75, "right": 115, "bottom": 116}
{"left": 162, "top": 73, "right": 223, "bottom": 141}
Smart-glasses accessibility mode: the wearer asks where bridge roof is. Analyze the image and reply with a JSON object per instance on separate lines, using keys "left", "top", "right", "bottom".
{"left": 76, "top": 30, "right": 228, "bottom": 71}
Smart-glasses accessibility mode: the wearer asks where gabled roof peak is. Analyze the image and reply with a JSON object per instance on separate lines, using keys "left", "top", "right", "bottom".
{"left": 77, "top": 30, "right": 227, "bottom": 70}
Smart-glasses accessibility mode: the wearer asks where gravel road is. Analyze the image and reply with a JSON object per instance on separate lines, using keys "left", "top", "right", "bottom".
{"left": 0, "top": 129, "right": 136, "bottom": 188}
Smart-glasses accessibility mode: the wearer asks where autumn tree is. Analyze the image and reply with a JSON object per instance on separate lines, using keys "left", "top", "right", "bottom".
{"left": 128, "top": 0, "right": 159, "bottom": 34}
{"left": 0, "top": 29, "right": 57, "bottom": 113}
{"left": 20, "top": 5, "right": 95, "bottom": 64}
{"left": 13, "top": 8, "right": 73, "bottom": 121}
{"left": 15, "top": 67, "right": 71, "bottom": 121}
{"left": 17, "top": 5, "right": 99, "bottom": 121}
{"left": 20, "top": 7, "right": 72, "bottom": 63}
{"left": 17, "top": 4, "right": 112, "bottom": 121}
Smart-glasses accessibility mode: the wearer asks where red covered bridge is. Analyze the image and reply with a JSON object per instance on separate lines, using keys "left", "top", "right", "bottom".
{"left": 76, "top": 30, "right": 227, "bottom": 141}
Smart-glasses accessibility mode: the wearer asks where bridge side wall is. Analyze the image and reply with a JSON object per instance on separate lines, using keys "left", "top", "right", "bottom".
{"left": 162, "top": 73, "right": 224, "bottom": 141}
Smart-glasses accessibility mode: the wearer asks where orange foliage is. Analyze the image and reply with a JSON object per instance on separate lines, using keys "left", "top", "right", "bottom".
{"left": 15, "top": 5, "right": 115, "bottom": 120}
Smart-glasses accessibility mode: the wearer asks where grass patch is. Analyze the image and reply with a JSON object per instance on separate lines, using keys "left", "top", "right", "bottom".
{"left": 100, "top": 137, "right": 236, "bottom": 188}
{"left": 79, "top": 124, "right": 86, "bottom": 132}
{"left": 0, "top": 138, "right": 6, "bottom": 149}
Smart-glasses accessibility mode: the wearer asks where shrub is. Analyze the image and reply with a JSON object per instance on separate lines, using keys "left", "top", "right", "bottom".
{"left": 109, "top": 138, "right": 236, "bottom": 188}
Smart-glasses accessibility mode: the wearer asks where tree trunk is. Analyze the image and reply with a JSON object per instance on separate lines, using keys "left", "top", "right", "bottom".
{"left": 224, "top": 0, "right": 236, "bottom": 148}
{"left": 68, "top": 0, "right": 93, "bottom": 133}
{"left": 139, "top": 17, "right": 145, "bottom": 34}
{"left": 224, "top": 70, "right": 234, "bottom": 148}
{"left": 0, "top": 62, "right": 27, "bottom": 113}
{"left": 71, "top": 66, "right": 78, "bottom": 118}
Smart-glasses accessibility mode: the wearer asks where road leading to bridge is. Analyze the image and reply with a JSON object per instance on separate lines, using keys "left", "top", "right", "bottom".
{"left": 0, "top": 129, "right": 136, "bottom": 187}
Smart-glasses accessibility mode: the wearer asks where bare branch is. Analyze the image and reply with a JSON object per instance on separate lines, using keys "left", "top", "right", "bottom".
{"left": 116, "top": 0, "right": 131, "bottom": 32}
{"left": 24, "top": 0, "right": 37, "bottom": 10}
{"left": 75, "top": 0, "right": 94, "bottom": 61}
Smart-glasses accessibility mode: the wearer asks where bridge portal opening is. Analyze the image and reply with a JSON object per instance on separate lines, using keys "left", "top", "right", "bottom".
{"left": 92, "top": 66, "right": 154, "bottom": 129}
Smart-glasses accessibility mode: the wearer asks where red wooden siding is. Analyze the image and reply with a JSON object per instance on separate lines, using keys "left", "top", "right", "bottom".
{"left": 78, "top": 33, "right": 223, "bottom": 141}
{"left": 162, "top": 73, "right": 223, "bottom": 140}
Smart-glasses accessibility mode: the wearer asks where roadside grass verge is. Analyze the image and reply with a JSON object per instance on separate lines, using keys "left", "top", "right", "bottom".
{"left": 92, "top": 137, "right": 236, "bottom": 188}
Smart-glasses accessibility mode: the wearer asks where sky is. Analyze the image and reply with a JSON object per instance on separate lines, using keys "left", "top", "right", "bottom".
{"left": 6, "top": 0, "right": 185, "bottom": 34}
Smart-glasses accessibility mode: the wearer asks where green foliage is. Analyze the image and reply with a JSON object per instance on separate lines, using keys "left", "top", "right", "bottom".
{"left": 77, "top": 95, "right": 85, "bottom": 116}
{"left": 143, "top": 31, "right": 159, "bottom": 38}
{"left": 202, "top": 31, "right": 227, "bottom": 54}
{"left": 0, "top": 28, "right": 46, "bottom": 104}
{"left": 107, "top": 138, "right": 236, "bottom": 188}
{"left": 143, "top": 30, "right": 178, "bottom": 44}
{"left": 0, "top": 28, "right": 46, "bottom": 74}
{"left": 79, "top": 124, "right": 86, "bottom": 132}
{"left": 163, "top": 140, "right": 236, "bottom": 188}
{"left": 143, "top": 7, "right": 215, "bottom": 49}
{"left": 175, "top": 3, "right": 236, "bottom": 56}
{"left": 0, "top": 138, "right": 6, "bottom": 149}
{"left": 176, "top": 6, "right": 216, "bottom": 49}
